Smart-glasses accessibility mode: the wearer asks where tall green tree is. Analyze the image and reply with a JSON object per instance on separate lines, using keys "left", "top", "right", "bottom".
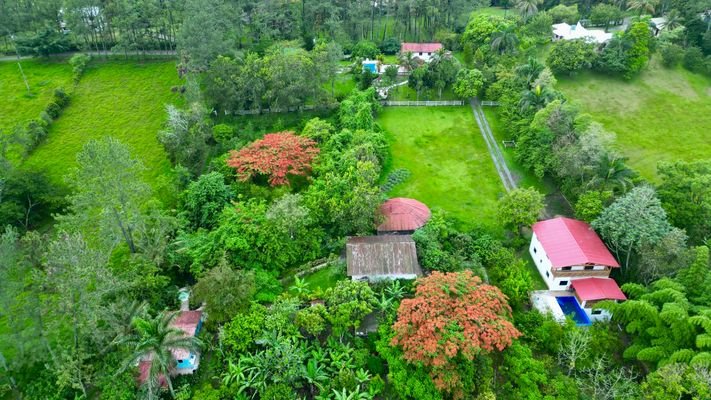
{"left": 593, "top": 186, "right": 672, "bottom": 272}
{"left": 497, "top": 187, "right": 545, "bottom": 236}
{"left": 57, "top": 137, "right": 152, "bottom": 254}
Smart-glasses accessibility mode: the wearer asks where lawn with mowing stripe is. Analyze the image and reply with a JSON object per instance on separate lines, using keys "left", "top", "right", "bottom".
{"left": 379, "top": 106, "right": 505, "bottom": 232}
{"left": 0, "top": 58, "right": 73, "bottom": 137}
{"left": 557, "top": 60, "right": 711, "bottom": 182}
{"left": 24, "top": 60, "right": 182, "bottom": 203}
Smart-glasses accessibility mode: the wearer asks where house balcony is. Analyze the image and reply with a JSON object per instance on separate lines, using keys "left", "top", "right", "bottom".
{"left": 550, "top": 267, "right": 611, "bottom": 278}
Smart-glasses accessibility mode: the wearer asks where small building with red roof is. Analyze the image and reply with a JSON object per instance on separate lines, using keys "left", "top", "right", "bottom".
{"left": 137, "top": 309, "right": 204, "bottom": 386}
{"left": 400, "top": 42, "right": 443, "bottom": 62}
{"left": 378, "top": 197, "right": 431, "bottom": 234}
{"left": 529, "top": 217, "right": 620, "bottom": 290}
{"left": 571, "top": 277, "right": 626, "bottom": 321}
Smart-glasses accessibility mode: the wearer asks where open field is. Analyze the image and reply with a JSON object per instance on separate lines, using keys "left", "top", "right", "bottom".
{"left": 557, "top": 60, "right": 711, "bottom": 182}
{"left": 379, "top": 106, "right": 504, "bottom": 231}
{"left": 0, "top": 58, "right": 73, "bottom": 135}
{"left": 24, "top": 60, "right": 182, "bottom": 202}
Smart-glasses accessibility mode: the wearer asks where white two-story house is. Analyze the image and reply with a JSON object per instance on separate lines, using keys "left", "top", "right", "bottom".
{"left": 530, "top": 217, "right": 620, "bottom": 290}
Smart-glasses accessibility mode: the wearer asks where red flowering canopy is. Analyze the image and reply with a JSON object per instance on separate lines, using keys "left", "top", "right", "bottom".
{"left": 391, "top": 270, "right": 521, "bottom": 397}
{"left": 226, "top": 131, "right": 319, "bottom": 186}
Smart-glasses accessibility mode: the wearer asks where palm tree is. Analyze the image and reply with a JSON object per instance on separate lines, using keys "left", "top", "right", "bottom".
{"left": 491, "top": 28, "right": 520, "bottom": 55}
{"left": 627, "top": 0, "right": 659, "bottom": 17}
{"left": 518, "top": 85, "right": 559, "bottom": 113}
{"left": 587, "top": 153, "right": 635, "bottom": 194}
{"left": 515, "top": 0, "right": 542, "bottom": 20}
{"left": 515, "top": 57, "right": 545, "bottom": 88}
{"left": 398, "top": 51, "right": 418, "bottom": 72}
{"left": 302, "top": 358, "right": 329, "bottom": 396}
{"left": 120, "top": 312, "right": 202, "bottom": 399}
{"left": 290, "top": 276, "right": 311, "bottom": 300}
{"left": 663, "top": 10, "right": 684, "bottom": 31}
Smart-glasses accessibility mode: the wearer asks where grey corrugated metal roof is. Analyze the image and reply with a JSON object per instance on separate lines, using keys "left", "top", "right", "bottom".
{"left": 346, "top": 235, "right": 422, "bottom": 277}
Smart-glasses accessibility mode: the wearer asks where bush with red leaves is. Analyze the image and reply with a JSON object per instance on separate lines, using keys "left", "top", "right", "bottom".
{"left": 226, "top": 131, "right": 319, "bottom": 186}
{"left": 391, "top": 270, "right": 521, "bottom": 398}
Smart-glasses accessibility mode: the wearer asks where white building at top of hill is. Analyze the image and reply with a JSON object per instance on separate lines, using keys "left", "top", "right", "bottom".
{"left": 553, "top": 22, "right": 612, "bottom": 44}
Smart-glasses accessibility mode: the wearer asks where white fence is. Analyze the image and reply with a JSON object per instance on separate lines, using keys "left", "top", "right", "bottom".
{"left": 381, "top": 100, "right": 464, "bottom": 106}
{"left": 480, "top": 101, "right": 500, "bottom": 106}
{"left": 225, "top": 103, "right": 339, "bottom": 115}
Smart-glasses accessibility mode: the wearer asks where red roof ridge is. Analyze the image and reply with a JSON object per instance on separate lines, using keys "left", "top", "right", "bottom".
{"left": 532, "top": 217, "right": 619, "bottom": 268}
{"left": 571, "top": 277, "right": 626, "bottom": 301}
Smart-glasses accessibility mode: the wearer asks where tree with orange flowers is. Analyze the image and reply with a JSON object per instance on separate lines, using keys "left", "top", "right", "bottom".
{"left": 226, "top": 131, "right": 319, "bottom": 186}
{"left": 391, "top": 270, "right": 521, "bottom": 398}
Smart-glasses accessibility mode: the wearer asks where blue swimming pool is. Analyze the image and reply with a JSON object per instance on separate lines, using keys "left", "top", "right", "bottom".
{"left": 363, "top": 62, "right": 377, "bottom": 73}
{"left": 556, "top": 296, "right": 591, "bottom": 326}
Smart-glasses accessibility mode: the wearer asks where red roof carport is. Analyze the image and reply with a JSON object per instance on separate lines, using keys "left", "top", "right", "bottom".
{"left": 571, "top": 278, "right": 627, "bottom": 301}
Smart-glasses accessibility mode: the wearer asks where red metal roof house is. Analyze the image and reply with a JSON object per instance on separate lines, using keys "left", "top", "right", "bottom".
{"left": 529, "top": 217, "right": 620, "bottom": 290}
{"left": 400, "top": 42, "right": 443, "bottom": 62}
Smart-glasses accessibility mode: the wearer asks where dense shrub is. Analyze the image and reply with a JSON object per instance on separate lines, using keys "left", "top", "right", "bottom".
{"left": 660, "top": 43, "right": 684, "bottom": 67}
{"left": 547, "top": 39, "right": 596, "bottom": 75}
{"left": 69, "top": 53, "right": 91, "bottom": 82}
{"left": 379, "top": 37, "right": 401, "bottom": 54}
{"left": 683, "top": 47, "right": 705, "bottom": 72}
{"left": 351, "top": 40, "right": 379, "bottom": 59}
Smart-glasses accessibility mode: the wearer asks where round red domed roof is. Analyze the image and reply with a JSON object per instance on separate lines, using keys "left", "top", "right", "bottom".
{"left": 377, "top": 198, "right": 431, "bottom": 232}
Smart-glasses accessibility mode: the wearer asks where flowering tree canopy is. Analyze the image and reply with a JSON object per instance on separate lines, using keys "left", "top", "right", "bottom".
{"left": 226, "top": 131, "right": 319, "bottom": 186}
{"left": 391, "top": 270, "right": 521, "bottom": 397}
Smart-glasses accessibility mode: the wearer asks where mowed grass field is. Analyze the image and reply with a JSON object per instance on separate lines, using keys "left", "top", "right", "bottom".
{"left": 0, "top": 58, "right": 73, "bottom": 135}
{"left": 24, "top": 60, "right": 182, "bottom": 202}
{"left": 557, "top": 60, "right": 711, "bottom": 181}
{"left": 379, "top": 106, "right": 504, "bottom": 231}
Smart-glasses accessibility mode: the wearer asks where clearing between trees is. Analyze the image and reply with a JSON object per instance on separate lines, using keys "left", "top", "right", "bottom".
{"left": 379, "top": 106, "right": 504, "bottom": 232}
{"left": 0, "top": 59, "right": 72, "bottom": 135}
{"left": 23, "top": 60, "right": 182, "bottom": 202}
{"left": 557, "top": 59, "right": 711, "bottom": 182}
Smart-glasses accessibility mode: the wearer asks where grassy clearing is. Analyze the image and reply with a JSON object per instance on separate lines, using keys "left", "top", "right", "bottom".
{"left": 379, "top": 106, "right": 504, "bottom": 232}
{"left": 24, "top": 60, "right": 182, "bottom": 203}
{"left": 386, "top": 84, "right": 460, "bottom": 101}
{"left": 0, "top": 58, "right": 73, "bottom": 135}
{"left": 557, "top": 59, "right": 711, "bottom": 182}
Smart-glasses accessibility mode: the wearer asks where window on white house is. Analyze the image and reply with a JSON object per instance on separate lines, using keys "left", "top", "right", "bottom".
{"left": 562, "top": 266, "right": 572, "bottom": 271}
{"left": 591, "top": 309, "right": 603, "bottom": 315}
{"left": 540, "top": 259, "right": 543, "bottom": 264}
{"left": 560, "top": 280, "right": 568, "bottom": 286}
{"left": 419, "top": 52, "right": 423, "bottom": 56}
{"left": 584, "top": 265, "right": 594, "bottom": 270}
{"left": 546, "top": 271, "right": 549, "bottom": 277}
{"left": 533, "top": 247, "right": 537, "bottom": 253}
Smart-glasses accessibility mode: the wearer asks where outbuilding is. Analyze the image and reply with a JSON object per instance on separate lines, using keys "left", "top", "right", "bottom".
{"left": 346, "top": 235, "right": 422, "bottom": 281}
{"left": 377, "top": 197, "right": 431, "bottom": 234}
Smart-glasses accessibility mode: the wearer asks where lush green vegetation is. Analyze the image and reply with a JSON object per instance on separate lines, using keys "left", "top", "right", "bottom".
{"left": 24, "top": 61, "right": 182, "bottom": 201}
{"left": 379, "top": 106, "right": 504, "bottom": 231}
{"left": 0, "top": 59, "right": 72, "bottom": 136}
{"left": 557, "top": 61, "right": 711, "bottom": 181}
{"left": 4, "top": 0, "right": 711, "bottom": 399}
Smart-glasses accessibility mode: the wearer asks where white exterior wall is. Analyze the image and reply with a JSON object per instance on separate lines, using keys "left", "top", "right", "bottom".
{"left": 580, "top": 300, "right": 613, "bottom": 322}
{"left": 351, "top": 273, "right": 418, "bottom": 281}
{"left": 529, "top": 233, "right": 610, "bottom": 290}
{"left": 415, "top": 52, "right": 434, "bottom": 62}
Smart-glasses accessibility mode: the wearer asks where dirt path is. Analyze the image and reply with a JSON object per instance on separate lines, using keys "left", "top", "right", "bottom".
{"left": 469, "top": 98, "right": 517, "bottom": 192}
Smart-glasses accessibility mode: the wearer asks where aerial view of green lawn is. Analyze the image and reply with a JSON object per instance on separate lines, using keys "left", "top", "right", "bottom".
{"left": 24, "top": 60, "right": 182, "bottom": 202}
{"left": 557, "top": 59, "right": 711, "bottom": 181}
{"left": 0, "top": 58, "right": 73, "bottom": 135}
{"left": 379, "top": 106, "right": 504, "bottom": 231}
